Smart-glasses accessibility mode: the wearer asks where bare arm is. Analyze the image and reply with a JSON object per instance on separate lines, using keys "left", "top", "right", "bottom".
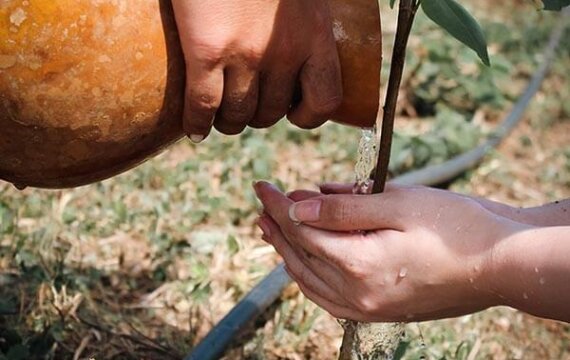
{"left": 488, "top": 225, "right": 570, "bottom": 322}
{"left": 476, "top": 198, "right": 570, "bottom": 227}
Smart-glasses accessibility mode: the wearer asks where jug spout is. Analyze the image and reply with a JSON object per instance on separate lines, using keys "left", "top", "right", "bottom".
{"left": 0, "top": 0, "right": 381, "bottom": 188}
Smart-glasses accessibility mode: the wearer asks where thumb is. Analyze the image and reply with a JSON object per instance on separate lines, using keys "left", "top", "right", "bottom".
{"left": 288, "top": 192, "right": 408, "bottom": 232}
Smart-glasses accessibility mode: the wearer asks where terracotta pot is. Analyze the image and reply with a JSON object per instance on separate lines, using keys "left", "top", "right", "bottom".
{"left": 0, "top": 0, "right": 381, "bottom": 189}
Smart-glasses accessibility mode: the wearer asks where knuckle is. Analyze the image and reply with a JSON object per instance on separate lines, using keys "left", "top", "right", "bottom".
{"left": 328, "top": 198, "right": 356, "bottom": 226}
{"left": 191, "top": 41, "right": 226, "bottom": 67}
{"left": 239, "top": 46, "right": 264, "bottom": 68}
{"left": 187, "top": 91, "right": 219, "bottom": 116}
{"left": 187, "top": 32, "right": 264, "bottom": 69}
{"left": 221, "top": 94, "right": 255, "bottom": 120}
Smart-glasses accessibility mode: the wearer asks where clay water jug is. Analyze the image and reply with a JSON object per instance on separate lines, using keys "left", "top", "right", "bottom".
{"left": 0, "top": 0, "right": 381, "bottom": 188}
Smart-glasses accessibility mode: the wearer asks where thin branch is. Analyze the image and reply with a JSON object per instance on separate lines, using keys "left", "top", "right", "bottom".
{"left": 372, "top": 0, "right": 421, "bottom": 194}
{"left": 77, "top": 314, "right": 178, "bottom": 358}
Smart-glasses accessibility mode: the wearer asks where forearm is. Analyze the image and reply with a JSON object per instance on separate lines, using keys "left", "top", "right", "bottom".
{"left": 521, "top": 200, "right": 570, "bottom": 226}
{"left": 477, "top": 198, "right": 570, "bottom": 227}
{"left": 488, "top": 225, "right": 570, "bottom": 322}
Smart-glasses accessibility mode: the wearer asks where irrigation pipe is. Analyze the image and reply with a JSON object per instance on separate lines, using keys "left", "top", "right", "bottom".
{"left": 394, "top": 9, "right": 568, "bottom": 187}
{"left": 185, "top": 10, "right": 569, "bottom": 360}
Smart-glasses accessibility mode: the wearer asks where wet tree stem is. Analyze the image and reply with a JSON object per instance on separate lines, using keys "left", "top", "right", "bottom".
{"left": 339, "top": 1, "right": 420, "bottom": 359}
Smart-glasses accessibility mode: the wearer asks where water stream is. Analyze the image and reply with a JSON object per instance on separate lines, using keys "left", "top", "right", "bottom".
{"left": 353, "top": 127, "right": 378, "bottom": 195}
{"left": 339, "top": 126, "right": 406, "bottom": 360}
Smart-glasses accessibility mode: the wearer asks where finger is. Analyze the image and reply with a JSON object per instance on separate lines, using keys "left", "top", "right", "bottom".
{"left": 287, "top": 189, "right": 321, "bottom": 202}
{"left": 259, "top": 214, "right": 344, "bottom": 290}
{"left": 214, "top": 65, "right": 259, "bottom": 135}
{"left": 253, "top": 181, "right": 293, "bottom": 225}
{"left": 288, "top": 48, "right": 342, "bottom": 129}
{"left": 285, "top": 266, "right": 363, "bottom": 321}
{"left": 288, "top": 191, "right": 408, "bottom": 232}
{"left": 254, "top": 181, "right": 347, "bottom": 260}
{"left": 258, "top": 216, "right": 346, "bottom": 307}
{"left": 183, "top": 64, "right": 224, "bottom": 142}
{"left": 249, "top": 70, "right": 295, "bottom": 129}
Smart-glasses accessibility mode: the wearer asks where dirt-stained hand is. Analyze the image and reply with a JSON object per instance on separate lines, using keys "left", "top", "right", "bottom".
{"left": 172, "top": 0, "right": 342, "bottom": 142}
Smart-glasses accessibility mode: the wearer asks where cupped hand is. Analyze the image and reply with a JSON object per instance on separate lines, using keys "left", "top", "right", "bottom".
{"left": 172, "top": 0, "right": 342, "bottom": 142}
{"left": 253, "top": 181, "right": 529, "bottom": 322}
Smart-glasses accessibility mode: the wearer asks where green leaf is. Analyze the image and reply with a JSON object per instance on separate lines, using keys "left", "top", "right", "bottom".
{"left": 390, "top": 0, "right": 397, "bottom": 9}
{"left": 421, "top": 0, "right": 490, "bottom": 66}
{"left": 541, "top": 0, "right": 570, "bottom": 10}
{"left": 226, "top": 235, "right": 240, "bottom": 256}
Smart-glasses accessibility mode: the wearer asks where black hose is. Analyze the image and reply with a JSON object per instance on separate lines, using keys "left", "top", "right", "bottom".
{"left": 185, "top": 10, "right": 568, "bottom": 360}
{"left": 184, "top": 264, "right": 290, "bottom": 360}
{"left": 394, "top": 11, "right": 568, "bottom": 186}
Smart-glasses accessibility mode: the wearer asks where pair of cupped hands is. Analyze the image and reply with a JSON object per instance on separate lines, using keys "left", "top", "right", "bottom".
{"left": 172, "top": 0, "right": 556, "bottom": 322}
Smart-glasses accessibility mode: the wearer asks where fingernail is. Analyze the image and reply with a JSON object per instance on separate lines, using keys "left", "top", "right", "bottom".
{"left": 256, "top": 217, "right": 271, "bottom": 237}
{"left": 289, "top": 200, "right": 321, "bottom": 223}
{"left": 190, "top": 134, "right": 205, "bottom": 143}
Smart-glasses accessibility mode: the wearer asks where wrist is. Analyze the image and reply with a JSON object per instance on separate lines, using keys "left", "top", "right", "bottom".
{"left": 478, "top": 217, "right": 534, "bottom": 308}
{"left": 482, "top": 224, "right": 570, "bottom": 321}
{"left": 475, "top": 198, "right": 528, "bottom": 224}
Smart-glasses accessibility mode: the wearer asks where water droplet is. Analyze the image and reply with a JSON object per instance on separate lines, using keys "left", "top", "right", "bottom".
{"left": 523, "top": 293, "right": 529, "bottom": 300}
{"left": 534, "top": 267, "right": 539, "bottom": 273}
{"left": 539, "top": 277, "right": 546, "bottom": 285}
{"left": 469, "top": 278, "right": 474, "bottom": 284}
{"left": 398, "top": 267, "right": 408, "bottom": 278}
